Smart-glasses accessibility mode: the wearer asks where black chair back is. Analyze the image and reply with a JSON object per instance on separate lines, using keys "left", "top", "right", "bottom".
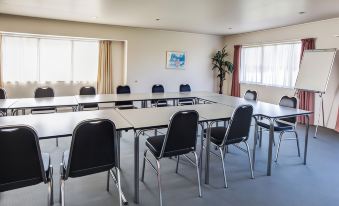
{"left": 279, "top": 96, "right": 298, "bottom": 124}
{"left": 80, "top": 86, "right": 96, "bottom": 95}
{"left": 223, "top": 105, "right": 253, "bottom": 145}
{"left": 0, "top": 126, "right": 47, "bottom": 192}
{"left": 34, "top": 87, "right": 54, "bottom": 98}
{"left": 159, "top": 110, "right": 199, "bottom": 158}
{"left": 179, "top": 84, "right": 191, "bottom": 92}
{"left": 116, "top": 85, "right": 133, "bottom": 106}
{"left": 65, "top": 119, "right": 117, "bottom": 179}
{"left": 244, "top": 90, "right": 257, "bottom": 101}
{"left": 152, "top": 84, "right": 166, "bottom": 105}
{"left": 0, "top": 88, "right": 6, "bottom": 99}
{"left": 152, "top": 84, "right": 164, "bottom": 93}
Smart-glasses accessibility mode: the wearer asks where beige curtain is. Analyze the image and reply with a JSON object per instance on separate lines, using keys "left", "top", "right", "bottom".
{"left": 0, "top": 34, "right": 4, "bottom": 88}
{"left": 97, "top": 40, "right": 113, "bottom": 94}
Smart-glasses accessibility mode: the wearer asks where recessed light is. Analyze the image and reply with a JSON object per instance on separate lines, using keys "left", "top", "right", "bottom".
{"left": 335, "top": 34, "right": 339, "bottom": 37}
{"left": 228, "top": 27, "right": 232, "bottom": 30}
{"left": 92, "top": 16, "right": 98, "bottom": 19}
{"left": 156, "top": 18, "right": 160, "bottom": 21}
{"left": 299, "top": 11, "right": 306, "bottom": 15}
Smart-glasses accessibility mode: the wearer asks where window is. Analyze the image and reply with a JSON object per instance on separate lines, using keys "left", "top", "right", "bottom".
{"left": 240, "top": 42, "right": 302, "bottom": 88}
{"left": 1, "top": 35, "right": 99, "bottom": 82}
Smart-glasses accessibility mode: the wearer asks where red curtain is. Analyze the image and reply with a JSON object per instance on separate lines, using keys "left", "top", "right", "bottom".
{"left": 298, "top": 38, "right": 316, "bottom": 124}
{"left": 335, "top": 107, "right": 339, "bottom": 132}
{"left": 231, "top": 45, "right": 241, "bottom": 97}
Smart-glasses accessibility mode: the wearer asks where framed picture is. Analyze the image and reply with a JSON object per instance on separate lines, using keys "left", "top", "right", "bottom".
{"left": 166, "top": 51, "right": 186, "bottom": 69}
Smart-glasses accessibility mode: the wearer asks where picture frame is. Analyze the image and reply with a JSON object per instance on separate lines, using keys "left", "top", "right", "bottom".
{"left": 166, "top": 51, "right": 186, "bottom": 69}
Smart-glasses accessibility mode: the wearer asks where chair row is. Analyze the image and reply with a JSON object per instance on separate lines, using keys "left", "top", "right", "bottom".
{"left": 0, "top": 105, "right": 254, "bottom": 206}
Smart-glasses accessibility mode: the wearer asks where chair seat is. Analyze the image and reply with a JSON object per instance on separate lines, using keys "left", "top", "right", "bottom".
{"left": 146, "top": 135, "right": 193, "bottom": 158}
{"left": 82, "top": 103, "right": 99, "bottom": 109}
{"left": 204, "top": 127, "right": 245, "bottom": 145}
{"left": 62, "top": 150, "right": 113, "bottom": 178}
{"left": 257, "top": 120, "right": 294, "bottom": 131}
{"left": 31, "top": 107, "right": 56, "bottom": 114}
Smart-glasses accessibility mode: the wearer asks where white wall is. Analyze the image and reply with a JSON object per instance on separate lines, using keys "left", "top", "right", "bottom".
{"left": 224, "top": 17, "right": 339, "bottom": 129}
{"left": 0, "top": 14, "right": 223, "bottom": 97}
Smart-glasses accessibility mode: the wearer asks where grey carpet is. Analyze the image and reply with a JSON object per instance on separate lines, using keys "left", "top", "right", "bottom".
{"left": 1, "top": 125, "right": 339, "bottom": 206}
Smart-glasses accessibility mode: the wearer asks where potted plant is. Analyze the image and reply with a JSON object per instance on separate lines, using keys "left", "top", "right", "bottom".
{"left": 212, "top": 46, "right": 234, "bottom": 94}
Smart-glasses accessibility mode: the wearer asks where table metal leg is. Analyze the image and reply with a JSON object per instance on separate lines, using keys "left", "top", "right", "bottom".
{"left": 304, "top": 115, "right": 310, "bottom": 164}
{"left": 252, "top": 117, "right": 259, "bottom": 169}
{"left": 267, "top": 118, "right": 275, "bottom": 176}
{"left": 204, "top": 122, "right": 212, "bottom": 184}
{"left": 134, "top": 130, "right": 142, "bottom": 203}
{"left": 199, "top": 122, "right": 205, "bottom": 179}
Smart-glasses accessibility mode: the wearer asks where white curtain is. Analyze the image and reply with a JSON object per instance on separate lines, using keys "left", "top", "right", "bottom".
{"left": 240, "top": 42, "right": 301, "bottom": 88}
{"left": 1, "top": 35, "right": 98, "bottom": 83}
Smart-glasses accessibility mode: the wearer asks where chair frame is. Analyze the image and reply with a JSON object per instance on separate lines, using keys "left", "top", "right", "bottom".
{"left": 59, "top": 119, "right": 122, "bottom": 206}
{"left": 257, "top": 96, "right": 300, "bottom": 162}
{"left": 141, "top": 111, "right": 202, "bottom": 206}
{"left": 79, "top": 86, "right": 99, "bottom": 110}
{"left": 244, "top": 90, "right": 258, "bottom": 101}
{"left": 0, "top": 125, "right": 53, "bottom": 206}
{"left": 204, "top": 105, "right": 254, "bottom": 188}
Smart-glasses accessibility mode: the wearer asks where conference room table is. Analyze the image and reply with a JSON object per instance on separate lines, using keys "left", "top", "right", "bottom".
{"left": 8, "top": 96, "right": 78, "bottom": 114}
{"left": 199, "top": 95, "right": 312, "bottom": 180}
{"left": 75, "top": 91, "right": 221, "bottom": 109}
{"left": 117, "top": 103, "right": 236, "bottom": 203}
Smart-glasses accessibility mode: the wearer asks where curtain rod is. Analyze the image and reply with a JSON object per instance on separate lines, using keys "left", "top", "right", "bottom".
{"left": 241, "top": 37, "right": 316, "bottom": 47}
{"left": 0, "top": 31, "right": 124, "bottom": 42}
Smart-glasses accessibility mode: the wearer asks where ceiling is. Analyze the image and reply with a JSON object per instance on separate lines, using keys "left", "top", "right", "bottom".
{"left": 1, "top": 0, "right": 339, "bottom": 35}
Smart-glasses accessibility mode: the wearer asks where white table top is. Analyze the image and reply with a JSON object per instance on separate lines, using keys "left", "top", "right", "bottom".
{"left": 200, "top": 95, "right": 312, "bottom": 118}
{"left": 75, "top": 91, "right": 220, "bottom": 104}
{"left": 0, "top": 109, "right": 133, "bottom": 139}
{"left": 0, "top": 99, "right": 18, "bottom": 109}
{"left": 117, "top": 103, "right": 234, "bottom": 130}
{"left": 9, "top": 96, "right": 78, "bottom": 109}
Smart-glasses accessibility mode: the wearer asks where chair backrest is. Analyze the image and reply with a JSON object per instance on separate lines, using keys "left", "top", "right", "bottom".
{"left": 0, "top": 126, "right": 47, "bottom": 192}
{"left": 65, "top": 119, "right": 117, "bottom": 179}
{"left": 179, "top": 84, "right": 191, "bottom": 92}
{"left": 244, "top": 90, "right": 257, "bottom": 101}
{"left": 222, "top": 105, "right": 253, "bottom": 145}
{"left": 159, "top": 110, "right": 199, "bottom": 158}
{"left": 0, "top": 88, "right": 6, "bottom": 99}
{"left": 279, "top": 96, "right": 298, "bottom": 124}
{"left": 117, "top": 85, "right": 131, "bottom": 94}
{"left": 34, "top": 87, "right": 54, "bottom": 98}
{"left": 80, "top": 86, "right": 96, "bottom": 95}
{"left": 152, "top": 84, "right": 164, "bottom": 93}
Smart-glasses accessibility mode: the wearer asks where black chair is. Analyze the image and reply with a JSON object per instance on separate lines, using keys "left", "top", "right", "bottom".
{"left": 0, "top": 88, "right": 7, "bottom": 116}
{"left": 151, "top": 84, "right": 168, "bottom": 107}
{"left": 31, "top": 87, "right": 57, "bottom": 114}
{"left": 60, "top": 119, "right": 122, "bottom": 206}
{"left": 178, "top": 84, "right": 195, "bottom": 105}
{"left": 141, "top": 111, "right": 201, "bottom": 206}
{"left": 79, "top": 86, "right": 99, "bottom": 110}
{"left": 204, "top": 105, "right": 254, "bottom": 188}
{"left": 257, "top": 96, "right": 300, "bottom": 162}
{"left": 115, "top": 85, "right": 136, "bottom": 109}
{"left": 244, "top": 90, "right": 257, "bottom": 101}
{"left": 0, "top": 125, "right": 53, "bottom": 206}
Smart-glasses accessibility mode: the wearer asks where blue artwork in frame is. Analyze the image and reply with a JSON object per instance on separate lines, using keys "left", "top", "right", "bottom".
{"left": 166, "top": 51, "right": 185, "bottom": 69}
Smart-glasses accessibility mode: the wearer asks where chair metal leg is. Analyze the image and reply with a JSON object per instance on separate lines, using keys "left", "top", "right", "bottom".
{"left": 295, "top": 131, "right": 301, "bottom": 157}
{"left": 106, "top": 170, "right": 110, "bottom": 191}
{"left": 156, "top": 160, "right": 163, "bottom": 206}
{"left": 193, "top": 152, "right": 202, "bottom": 197}
{"left": 275, "top": 132, "right": 284, "bottom": 162}
{"left": 60, "top": 180, "right": 65, "bottom": 206}
{"left": 244, "top": 142, "right": 254, "bottom": 179}
{"left": 116, "top": 168, "right": 123, "bottom": 206}
{"left": 175, "top": 156, "right": 180, "bottom": 173}
{"left": 141, "top": 150, "right": 148, "bottom": 182}
{"left": 218, "top": 147, "right": 228, "bottom": 188}
{"left": 56, "top": 138, "right": 58, "bottom": 147}
{"left": 48, "top": 166, "right": 54, "bottom": 206}
{"left": 259, "top": 127, "right": 263, "bottom": 148}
